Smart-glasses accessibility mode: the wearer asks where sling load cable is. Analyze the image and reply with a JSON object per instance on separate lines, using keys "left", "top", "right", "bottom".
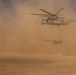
{"left": 50, "top": 24, "right": 53, "bottom": 41}
{"left": 56, "top": 25, "right": 62, "bottom": 41}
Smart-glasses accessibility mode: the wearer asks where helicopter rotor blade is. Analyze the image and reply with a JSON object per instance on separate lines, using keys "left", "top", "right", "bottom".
{"left": 40, "top": 9, "right": 53, "bottom": 15}
{"left": 56, "top": 7, "right": 65, "bottom": 15}
{"left": 30, "top": 13, "right": 50, "bottom": 16}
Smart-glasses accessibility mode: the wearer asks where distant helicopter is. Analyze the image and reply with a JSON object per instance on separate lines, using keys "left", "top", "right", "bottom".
{"left": 31, "top": 8, "right": 65, "bottom": 25}
{"left": 31, "top": 8, "right": 76, "bottom": 28}
{"left": 43, "top": 40, "right": 63, "bottom": 45}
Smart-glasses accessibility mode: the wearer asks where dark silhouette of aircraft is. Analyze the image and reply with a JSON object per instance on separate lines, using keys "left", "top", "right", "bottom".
{"left": 43, "top": 40, "right": 63, "bottom": 45}
{"left": 31, "top": 8, "right": 76, "bottom": 29}
{"left": 31, "top": 8, "right": 65, "bottom": 25}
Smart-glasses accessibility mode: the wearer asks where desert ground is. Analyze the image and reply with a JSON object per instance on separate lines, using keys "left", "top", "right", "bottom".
{"left": 0, "top": 56, "right": 76, "bottom": 75}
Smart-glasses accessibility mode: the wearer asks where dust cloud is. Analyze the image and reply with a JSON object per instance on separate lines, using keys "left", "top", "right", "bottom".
{"left": 0, "top": 0, "right": 76, "bottom": 58}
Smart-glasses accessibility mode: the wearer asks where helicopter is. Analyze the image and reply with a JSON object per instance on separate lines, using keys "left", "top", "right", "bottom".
{"left": 31, "top": 8, "right": 66, "bottom": 26}
{"left": 31, "top": 8, "right": 76, "bottom": 28}
{"left": 43, "top": 40, "right": 63, "bottom": 45}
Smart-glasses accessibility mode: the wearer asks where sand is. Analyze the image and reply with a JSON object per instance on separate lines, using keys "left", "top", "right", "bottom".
{"left": 0, "top": 56, "right": 76, "bottom": 75}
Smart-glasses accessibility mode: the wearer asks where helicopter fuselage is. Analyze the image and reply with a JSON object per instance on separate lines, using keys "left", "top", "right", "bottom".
{"left": 41, "top": 17, "right": 68, "bottom": 25}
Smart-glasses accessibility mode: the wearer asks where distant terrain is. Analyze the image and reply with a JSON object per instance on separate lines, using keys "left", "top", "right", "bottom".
{"left": 0, "top": 56, "right": 76, "bottom": 75}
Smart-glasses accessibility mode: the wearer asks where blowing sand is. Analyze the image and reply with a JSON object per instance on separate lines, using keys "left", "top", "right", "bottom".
{"left": 0, "top": 0, "right": 76, "bottom": 75}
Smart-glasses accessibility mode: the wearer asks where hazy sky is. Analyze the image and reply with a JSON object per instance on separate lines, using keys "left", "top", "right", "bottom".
{"left": 0, "top": 0, "right": 76, "bottom": 57}
{"left": 1, "top": 0, "right": 76, "bottom": 11}
{"left": 0, "top": 0, "right": 76, "bottom": 17}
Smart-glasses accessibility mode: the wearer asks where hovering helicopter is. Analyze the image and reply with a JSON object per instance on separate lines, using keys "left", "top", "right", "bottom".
{"left": 31, "top": 8, "right": 66, "bottom": 26}
{"left": 43, "top": 40, "right": 63, "bottom": 45}
{"left": 31, "top": 8, "right": 76, "bottom": 28}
